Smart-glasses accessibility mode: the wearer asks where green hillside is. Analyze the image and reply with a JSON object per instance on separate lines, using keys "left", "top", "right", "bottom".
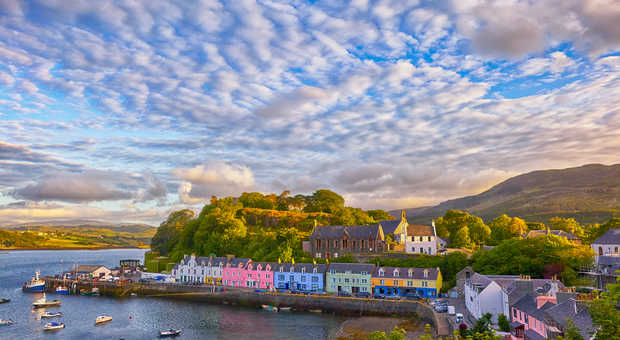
{"left": 398, "top": 163, "right": 620, "bottom": 224}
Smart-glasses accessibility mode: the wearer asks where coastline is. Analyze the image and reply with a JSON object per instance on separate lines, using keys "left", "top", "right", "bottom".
{"left": 335, "top": 316, "right": 429, "bottom": 340}
{"left": 0, "top": 246, "right": 150, "bottom": 251}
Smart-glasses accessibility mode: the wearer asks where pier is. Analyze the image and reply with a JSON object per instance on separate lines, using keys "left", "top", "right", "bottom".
{"left": 43, "top": 277, "right": 449, "bottom": 336}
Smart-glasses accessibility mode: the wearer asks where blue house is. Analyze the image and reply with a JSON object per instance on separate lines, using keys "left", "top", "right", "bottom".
{"left": 274, "top": 263, "right": 327, "bottom": 292}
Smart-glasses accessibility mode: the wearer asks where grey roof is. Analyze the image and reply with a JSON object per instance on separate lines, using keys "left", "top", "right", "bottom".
{"left": 467, "top": 273, "right": 520, "bottom": 290}
{"left": 512, "top": 295, "right": 554, "bottom": 321}
{"left": 311, "top": 224, "right": 381, "bottom": 240}
{"left": 246, "top": 262, "right": 277, "bottom": 272}
{"left": 274, "top": 263, "right": 327, "bottom": 274}
{"left": 379, "top": 219, "right": 402, "bottom": 235}
{"left": 374, "top": 267, "right": 439, "bottom": 280}
{"left": 506, "top": 279, "right": 565, "bottom": 303}
{"left": 75, "top": 265, "right": 108, "bottom": 273}
{"left": 545, "top": 299, "right": 594, "bottom": 339}
{"left": 524, "top": 329, "right": 546, "bottom": 340}
{"left": 593, "top": 228, "right": 620, "bottom": 245}
{"left": 327, "top": 262, "right": 375, "bottom": 274}
{"left": 597, "top": 255, "right": 620, "bottom": 266}
{"left": 226, "top": 258, "right": 251, "bottom": 267}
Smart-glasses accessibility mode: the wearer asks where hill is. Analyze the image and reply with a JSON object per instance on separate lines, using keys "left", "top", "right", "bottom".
{"left": 394, "top": 163, "right": 620, "bottom": 224}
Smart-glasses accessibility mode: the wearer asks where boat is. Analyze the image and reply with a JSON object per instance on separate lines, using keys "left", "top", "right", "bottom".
{"left": 33, "top": 296, "right": 61, "bottom": 309}
{"left": 130, "top": 292, "right": 137, "bottom": 296}
{"left": 0, "top": 319, "right": 14, "bottom": 326}
{"left": 43, "top": 322, "right": 65, "bottom": 331}
{"left": 81, "top": 287, "right": 100, "bottom": 296}
{"left": 95, "top": 315, "right": 112, "bottom": 325}
{"left": 55, "top": 286, "right": 69, "bottom": 295}
{"left": 309, "top": 309, "right": 322, "bottom": 313}
{"left": 41, "top": 311, "right": 62, "bottom": 318}
{"left": 0, "top": 298, "right": 10, "bottom": 304}
{"left": 261, "top": 304, "right": 278, "bottom": 312}
{"left": 22, "top": 271, "right": 45, "bottom": 293}
{"left": 159, "top": 329, "right": 182, "bottom": 337}
{"left": 278, "top": 307, "right": 292, "bottom": 312}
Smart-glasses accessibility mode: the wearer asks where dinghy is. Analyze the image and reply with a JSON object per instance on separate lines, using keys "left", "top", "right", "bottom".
{"left": 0, "top": 319, "right": 14, "bottom": 326}
{"left": 33, "top": 296, "right": 61, "bottom": 309}
{"left": 159, "top": 329, "right": 181, "bottom": 337}
{"left": 43, "top": 322, "right": 65, "bottom": 331}
{"left": 95, "top": 315, "right": 112, "bottom": 325}
{"left": 41, "top": 311, "right": 62, "bottom": 318}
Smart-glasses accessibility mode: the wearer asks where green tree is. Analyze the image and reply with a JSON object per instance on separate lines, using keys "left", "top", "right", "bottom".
{"left": 150, "top": 209, "right": 195, "bottom": 255}
{"left": 549, "top": 217, "right": 583, "bottom": 237}
{"left": 488, "top": 214, "right": 527, "bottom": 244}
{"left": 452, "top": 226, "right": 472, "bottom": 249}
{"left": 332, "top": 207, "right": 375, "bottom": 226}
{"left": 367, "top": 209, "right": 394, "bottom": 222}
{"left": 589, "top": 272, "right": 620, "bottom": 340}
{"left": 585, "top": 218, "right": 620, "bottom": 244}
{"left": 239, "top": 192, "right": 275, "bottom": 210}
{"left": 556, "top": 319, "right": 585, "bottom": 340}
{"left": 303, "top": 189, "right": 345, "bottom": 214}
{"left": 497, "top": 314, "right": 510, "bottom": 332}
{"left": 435, "top": 210, "right": 490, "bottom": 248}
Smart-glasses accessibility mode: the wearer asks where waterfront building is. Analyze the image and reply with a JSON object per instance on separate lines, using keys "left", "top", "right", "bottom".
{"left": 222, "top": 258, "right": 252, "bottom": 288}
{"left": 371, "top": 267, "right": 442, "bottom": 298}
{"left": 202, "top": 256, "right": 228, "bottom": 285}
{"left": 404, "top": 222, "right": 438, "bottom": 255}
{"left": 274, "top": 263, "right": 327, "bottom": 292}
{"left": 243, "top": 262, "right": 276, "bottom": 289}
{"left": 309, "top": 223, "right": 386, "bottom": 259}
{"left": 73, "top": 265, "right": 112, "bottom": 280}
{"left": 325, "top": 263, "right": 374, "bottom": 294}
{"left": 172, "top": 254, "right": 207, "bottom": 284}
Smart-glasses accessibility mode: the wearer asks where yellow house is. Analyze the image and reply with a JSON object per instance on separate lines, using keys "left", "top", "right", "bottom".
{"left": 372, "top": 267, "right": 442, "bottom": 298}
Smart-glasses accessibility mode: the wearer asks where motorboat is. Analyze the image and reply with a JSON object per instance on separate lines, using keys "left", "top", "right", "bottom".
{"left": 33, "top": 296, "right": 61, "bottom": 309}
{"left": 81, "top": 287, "right": 100, "bottom": 296}
{"left": 261, "top": 304, "right": 278, "bottom": 312}
{"left": 55, "top": 286, "right": 69, "bottom": 295}
{"left": 23, "top": 271, "right": 45, "bottom": 293}
{"left": 43, "top": 322, "right": 65, "bottom": 331}
{"left": 95, "top": 315, "right": 112, "bottom": 325}
{"left": 41, "top": 312, "right": 62, "bottom": 318}
{"left": 159, "top": 329, "right": 181, "bottom": 337}
{"left": 0, "top": 319, "right": 14, "bottom": 326}
{"left": 0, "top": 298, "right": 10, "bottom": 304}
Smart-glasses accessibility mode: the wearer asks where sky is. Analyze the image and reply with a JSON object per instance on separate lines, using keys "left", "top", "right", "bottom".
{"left": 0, "top": 0, "right": 619, "bottom": 226}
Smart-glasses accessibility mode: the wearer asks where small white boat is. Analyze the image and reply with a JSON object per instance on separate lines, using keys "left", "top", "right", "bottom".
{"left": 95, "top": 315, "right": 112, "bottom": 325}
{"left": 41, "top": 312, "right": 62, "bottom": 318}
{"left": 33, "top": 297, "right": 61, "bottom": 309}
{"left": 43, "top": 322, "right": 65, "bottom": 331}
{"left": 261, "top": 304, "right": 278, "bottom": 312}
{"left": 0, "top": 319, "right": 14, "bottom": 326}
{"left": 278, "top": 307, "right": 292, "bottom": 312}
{"left": 159, "top": 329, "right": 182, "bottom": 337}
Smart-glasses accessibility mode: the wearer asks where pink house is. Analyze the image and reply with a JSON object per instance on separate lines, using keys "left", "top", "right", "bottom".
{"left": 222, "top": 258, "right": 251, "bottom": 288}
{"left": 510, "top": 295, "right": 556, "bottom": 339}
{"left": 243, "top": 262, "right": 275, "bottom": 289}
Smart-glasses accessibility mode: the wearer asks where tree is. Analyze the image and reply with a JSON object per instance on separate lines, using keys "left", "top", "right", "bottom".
{"left": 333, "top": 207, "right": 375, "bottom": 226}
{"left": 303, "top": 189, "right": 345, "bottom": 214}
{"left": 150, "top": 209, "right": 195, "bottom": 255}
{"left": 589, "top": 272, "right": 620, "bottom": 340}
{"left": 239, "top": 192, "right": 275, "bottom": 210}
{"left": 452, "top": 226, "right": 472, "bottom": 249}
{"left": 367, "top": 209, "right": 394, "bottom": 222}
{"left": 435, "top": 210, "right": 490, "bottom": 248}
{"left": 585, "top": 218, "right": 620, "bottom": 244}
{"left": 549, "top": 217, "right": 583, "bottom": 237}
{"left": 497, "top": 314, "right": 510, "bottom": 332}
{"left": 488, "top": 214, "right": 527, "bottom": 244}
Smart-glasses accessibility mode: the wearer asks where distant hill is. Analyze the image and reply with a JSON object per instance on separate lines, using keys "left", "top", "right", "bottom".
{"left": 5, "top": 220, "right": 154, "bottom": 233}
{"left": 392, "top": 163, "right": 620, "bottom": 224}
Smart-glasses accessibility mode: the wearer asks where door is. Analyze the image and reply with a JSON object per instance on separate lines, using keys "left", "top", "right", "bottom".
{"left": 338, "top": 286, "right": 342, "bottom": 292}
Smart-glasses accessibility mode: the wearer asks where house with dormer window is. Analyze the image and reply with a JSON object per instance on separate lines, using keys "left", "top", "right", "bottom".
{"left": 244, "top": 262, "right": 276, "bottom": 289}
{"left": 371, "top": 266, "right": 442, "bottom": 297}
{"left": 325, "top": 263, "right": 375, "bottom": 294}
{"left": 222, "top": 258, "right": 251, "bottom": 288}
{"left": 274, "top": 263, "right": 327, "bottom": 292}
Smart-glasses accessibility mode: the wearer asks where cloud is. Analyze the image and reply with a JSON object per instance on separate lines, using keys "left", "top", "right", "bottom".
{"left": 173, "top": 162, "right": 256, "bottom": 204}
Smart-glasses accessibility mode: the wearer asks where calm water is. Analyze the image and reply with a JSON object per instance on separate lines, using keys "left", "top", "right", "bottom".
{"left": 0, "top": 249, "right": 344, "bottom": 340}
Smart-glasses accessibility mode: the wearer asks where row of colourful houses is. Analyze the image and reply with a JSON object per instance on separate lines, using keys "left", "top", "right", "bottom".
{"left": 171, "top": 254, "right": 442, "bottom": 297}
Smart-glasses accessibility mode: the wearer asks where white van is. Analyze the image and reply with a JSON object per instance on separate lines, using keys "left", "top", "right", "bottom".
{"left": 455, "top": 313, "right": 464, "bottom": 324}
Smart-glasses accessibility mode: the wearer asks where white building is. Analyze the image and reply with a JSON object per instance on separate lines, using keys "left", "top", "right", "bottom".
{"left": 172, "top": 254, "right": 229, "bottom": 284}
{"left": 74, "top": 265, "right": 113, "bottom": 280}
{"left": 405, "top": 222, "right": 438, "bottom": 255}
{"left": 591, "top": 228, "right": 620, "bottom": 264}
{"left": 464, "top": 272, "right": 564, "bottom": 323}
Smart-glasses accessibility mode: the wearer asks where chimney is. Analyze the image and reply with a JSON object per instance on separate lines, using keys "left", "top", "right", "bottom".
{"left": 424, "top": 269, "right": 428, "bottom": 278}
{"left": 536, "top": 295, "right": 556, "bottom": 309}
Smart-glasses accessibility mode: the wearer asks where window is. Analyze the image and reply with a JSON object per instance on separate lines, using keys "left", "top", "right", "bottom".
{"left": 393, "top": 269, "right": 399, "bottom": 277}
{"left": 312, "top": 284, "right": 318, "bottom": 290}
{"left": 266, "top": 274, "right": 270, "bottom": 279}
{"left": 312, "top": 277, "right": 318, "bottom": 282}
{"left": 408, "top": 270, "right": 413, "bottom": 277}
{"left": 278, "top": 275, "right": 285, "bottom": 280}
{"left": 313, "top": 268, "right": 317, "bottom": 274}
{"left": 316, "top": 253, "right": 322, "bottom": 258}
{"left": 302, "top": 284, "right": 307, "bottom": 290}
{"left": 393, "top": 280, "right": 399, "bottom": 286}
{"left": 513, "top": 308, "right": 517, "bottom": 318}
{"left": 343, "top": 239, "right": 347, "bottom": 248}
{"left": 361, "top": 271, "right": 368, "bottom": 275}
{"left": 332, "top": 278, "right": 336, "bottom": 283}
{"left": 345, "top": 278, "right": 350, "bottom": 283}
{"left": 420, "top": 247, "right": 423, "bottom": 253}
{"left": 301, "top": 267, "right": 306, "bottom": 274}
{"left": 248, "top": 274, "right": 251, "bottom": 278}
{"left": 301, "top": 276, "right": 306, "bottom": 282}
{"left": 524, "top": 314, "right": 528, "bottom": 323}
{"left": 290, "top": 276, "right": 295, "bottom": 282}
{"left": 334, "top": 253, "right": 339, "bottom": 258}
{"left": 378, "top": 269, "right": 384, "bottom": 276}
{"left": 380, "top": 279, "right": 385, "bottom": 285}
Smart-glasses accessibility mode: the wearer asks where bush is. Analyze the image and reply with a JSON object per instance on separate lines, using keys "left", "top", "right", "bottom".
{"left": 498, "top": 314, "right": 510, "bottom": 332}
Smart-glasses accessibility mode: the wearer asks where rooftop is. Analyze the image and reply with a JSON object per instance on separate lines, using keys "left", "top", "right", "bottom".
{"left": 593, "top": 228, "right": 620, "bottom": 245}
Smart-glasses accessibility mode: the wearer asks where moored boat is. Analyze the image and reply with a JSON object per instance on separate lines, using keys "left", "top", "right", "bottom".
{"left": 0, "top": 319, "right": 14, "bottom": 326}
{"left": 55, "top": 286, "right": 69, "bottom": 295}
{"left": 81, "top": 287, "right": 100, "bottom": 296}
{"left": 309, "top": 309, "right": 322, "bottom": 313}
{"left": 43, "top": 322, "right": 65, "bottom": 331}
{"left": 261, "top": 304, "right": 278, "bottom": 312}
{"left": 159, "top": 329, "right": 181, "bottom": 337}
{"left": 0, "top": 298, "right": 10, "bottom": 304}
{"left": 95, "top": 315, "right": 112, "bottom": 325}
{"left": 33, "top": 296, "right": 61, "bottom": 309}
{"left": 278, "top": 307, "right": 292, "bottom": 312}
{"left": 41, "top": 312, "right": 62, "bottom": 318}
{"left": 22, "top": 271, "right": 45, "bottom": 293}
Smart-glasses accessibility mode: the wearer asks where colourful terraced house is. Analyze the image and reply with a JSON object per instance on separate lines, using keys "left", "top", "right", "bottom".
{"left": 222, "top": 258, "right": 252, "bottom": 288}
{"left": 243, "top": 262, "right": 276, "bottom": 289}
{"left": 325, "top": 263, "right": 375, "bottom": 294}
{"left": 274, "top": 263, "right": 327, "bottom": 292}
{"left": 372, "top": 267, "right": 442, "bottom": 298}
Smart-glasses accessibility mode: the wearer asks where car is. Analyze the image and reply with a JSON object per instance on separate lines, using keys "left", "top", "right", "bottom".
{"left": 430, "top": 299, "right": 447, "bottom": 306}
{"left": 356, "top": 292, "right": 371, "bottom": 298}
{"left": 434, "top": 304, "right": 448, "bottom": 313}
{"left": 337, "top": 291, "right": 352, "bottom": 297}
{"left": 373, "top": 294, "right": 385, "bottom": 299}
{"left": 405, "top": 293, "right": 421, "bottom": 300}
{"left": 455, "top": 313, "right": 464, "bottom": 324}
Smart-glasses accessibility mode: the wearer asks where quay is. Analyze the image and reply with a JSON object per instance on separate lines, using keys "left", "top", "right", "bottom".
{"left": 42, "top": 277, "right": 448, "bottom": 336}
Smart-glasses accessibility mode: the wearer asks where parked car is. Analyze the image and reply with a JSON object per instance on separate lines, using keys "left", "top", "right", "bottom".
{"left": 338, "top": 291, "right": 352, "bottom": 297}
{"left": 405, "top": 293, "right": 421, "bottom": 300}
{"left": 455, "top": 313, "right": 464, "bottom": 324}
{"left": 434, "top": 304, "right": 448, "bottom": 313}
{"left": 373, "top": 293, "right": 385, "bottom": 299}
{"left": 356, "top": 292, "right": 371, "bottom": 298}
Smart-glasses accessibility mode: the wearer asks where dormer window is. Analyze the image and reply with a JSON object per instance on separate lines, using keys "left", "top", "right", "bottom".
{"left": 423, "top": 269, "right": 429, "bottom": 278}
{"left": 408, "top": 269, "right": 413, "bottom": 277}
{"left": 378, "top": 269, "right": 384, "bottom": 277}
{"left": 301, "top": 267, "right": 306, "bottom": 274}
{"left": 393, "top": 269, "right": 399, "bottom": 277}
{"left": 290, "top": 266, "right": 294, "bottom": 273}
{"left": 313, "top": 268, "right": 317, "bottom": 274}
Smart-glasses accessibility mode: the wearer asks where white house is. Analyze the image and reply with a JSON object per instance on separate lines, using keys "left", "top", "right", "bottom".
{"left": 74, "top": 265, "right": 112, "bottom": 280}
{"left": 172, "top": 254, "right": 229, "bottom": 284}
{"left": 405, "top": 222, "right": 438, "bottom": 255}
{"left": 464, "top": 273, "right": 563, "bottom": 323}
{"left": 591, "top": 229, "right": 620, "bottom": 264}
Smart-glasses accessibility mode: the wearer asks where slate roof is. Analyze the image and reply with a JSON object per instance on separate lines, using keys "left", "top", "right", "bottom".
{"left": 593, "top": 228, "right": 620, "bottom": 245}
{"left": 226, "top": 258, "right": 251, "bottom": 268}
{"left": 374, "top": 266, "right": 439, "bottom": 280}
{"left": 327, "top": 263, "right": 375, "bottom": 274}
{"left": 545, "top": 299, "right": 594, "bottom": 340}
{"left": 512, "top": 295, "right": 555, "bottom": 321}
{"left": 597, "top": 255, "right": 620, "bottom": 266}
{"left": 506, "top": 279, "right": 565, "bottom": 304}
{"left": 526, "top": 229, "right": 579, "bottom": 240}
{"left": 524, "top": 329, "right": 546, "bottom": 340}
{"left": 310, "top": 224, "right": 381, "bottom": 239}
{"left": 407, "top": 224, "right": 435, "bottom": 236}
{"left": 246, "top": 262, "right": 277, "bottom": 272}
{"left": 274, "top": 263, "right": 327, "bottom": 274}
{"left": 379, "top": 219, "right": 402, "bottom": 235}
